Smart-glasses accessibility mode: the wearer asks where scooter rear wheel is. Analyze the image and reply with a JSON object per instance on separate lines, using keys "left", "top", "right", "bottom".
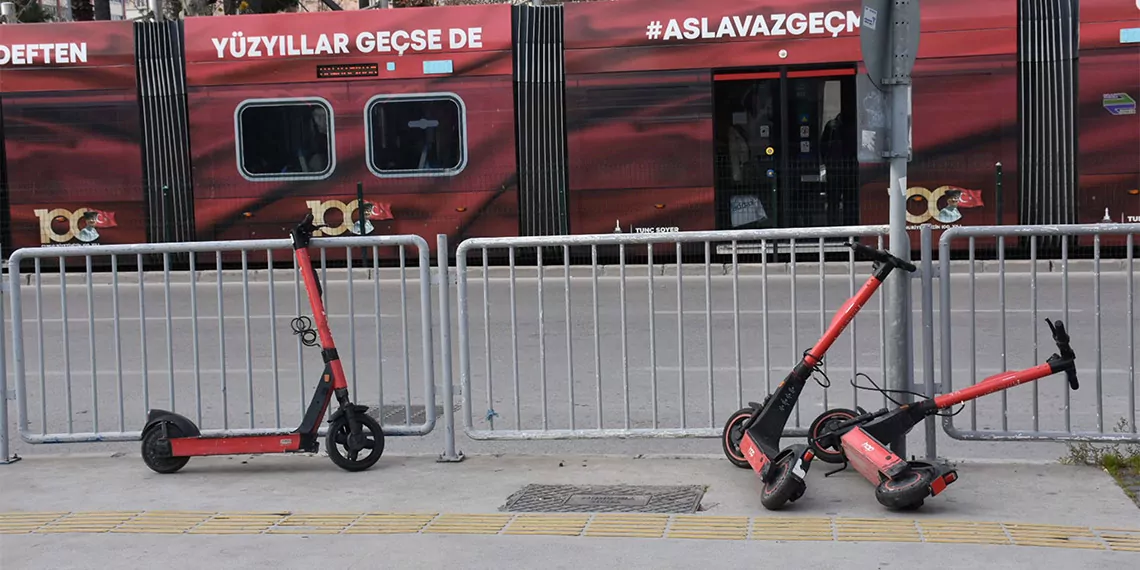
{"left": 721, "top": 408, "right": 754, "bottom": 469}
{"left": 808, "top": 408, "right": 859, "bottom": 464}
{"left": 760, "top": 451, "right": 806, "bottom": 510}
{"left": 141, "top": 423, "right": 190, "bottom": 474}
{"left": 327, "top": 412, "right": 385, "bottom": 472}
{"left": 874, "top": 466, "right": 935, "bottom": 510}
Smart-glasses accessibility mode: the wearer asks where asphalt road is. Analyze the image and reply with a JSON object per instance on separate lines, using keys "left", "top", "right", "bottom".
{"left": 2, "top": 267, "right": 1138, "bottom": 461}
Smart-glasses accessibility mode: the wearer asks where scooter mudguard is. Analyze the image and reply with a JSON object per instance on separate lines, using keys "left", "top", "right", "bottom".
{"left": 329, "top": 403, "right": 371, "bottom": 423}
{"left": 913, "top": 461, "right": 960, "bottom": 497}
{"left": 142, "top": 409, "right": 201, "bottom": 439}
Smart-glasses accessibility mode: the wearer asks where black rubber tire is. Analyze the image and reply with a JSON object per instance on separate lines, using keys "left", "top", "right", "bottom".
{"left": 140, "top": 423, "right": 190, "bottom": 474}
{"left": 760, "top": 452, "right": 805, "bottom": 511}
{"left": 808, "top": 408, "right": 858, "bottom": 464}
{"left": 721, "top": 407, "right": 754, "bottom": 469}
{"left": 326, "top": 411, "right": 385, "bottom": 472}
{"left": 875, "top": 467, "right": 935, "bottom": 511}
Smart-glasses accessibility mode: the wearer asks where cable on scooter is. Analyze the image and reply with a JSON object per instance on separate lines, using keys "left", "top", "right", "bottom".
{"left": 848, "top": 373, "right": 966, "bottom": 418}
{"left": 801, "top": 348, "right": 832, "bottom": 389}
{"left": 291, "top": 315, "right": 319, "bottom": 347}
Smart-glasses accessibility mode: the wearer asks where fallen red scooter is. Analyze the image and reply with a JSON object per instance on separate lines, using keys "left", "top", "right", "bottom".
{"left": 721, "top": 241, "right": 915, "bottom": 509}
{"left": 804, "top": 318, "right": 1079, "bottom": 510}
{"left": 139, "top": 213, "right": 385, "bottom": 473}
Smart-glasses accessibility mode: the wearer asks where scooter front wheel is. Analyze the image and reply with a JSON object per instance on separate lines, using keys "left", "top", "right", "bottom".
{"left": 327, "top": 411, "right": 385, "bottom": 472}
{"left": 760, "top": 451, "right": 806, "bottom": 510}
{"left": 875, "top": 466, "right": 935, "bottom": 510}
{"left": 721, "top": 407, "right": 754, "bottom": 469}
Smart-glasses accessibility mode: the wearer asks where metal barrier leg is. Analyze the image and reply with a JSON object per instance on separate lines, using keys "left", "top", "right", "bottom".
{"left": 436, "top": 234, "right": 463, "bottom": 463}
{"left": 1, "top": 252, "right": 20, "bottom": 465}
{"left": 919, "top": 225, "right": 937, "bottom": 460}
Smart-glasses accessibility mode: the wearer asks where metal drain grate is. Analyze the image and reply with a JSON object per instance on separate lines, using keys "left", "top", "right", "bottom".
{"left": 500, "top": 484, "right": 707, "bottom": 514}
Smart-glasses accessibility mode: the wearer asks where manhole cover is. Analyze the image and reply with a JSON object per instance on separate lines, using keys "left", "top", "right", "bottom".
{"left": 500, "top": 484, "right": 706, "bottom": 514}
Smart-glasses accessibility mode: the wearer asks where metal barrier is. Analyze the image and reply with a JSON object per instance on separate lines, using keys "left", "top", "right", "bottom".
{"left": 938, "top": 223, "right": 1140, "bottom": 443}
{"left": 454, "top": 225, "right": 908, "bottom": 441}
{"left": 1, "top": 246, "right": 15, "bottom": 463}
{"left": 5, "top": 235, "right": 439, "bottom": 446}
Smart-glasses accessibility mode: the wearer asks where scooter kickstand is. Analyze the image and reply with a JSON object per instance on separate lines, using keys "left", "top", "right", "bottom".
{"left": 824, "top": 462, "right": 848, "bottom": 478}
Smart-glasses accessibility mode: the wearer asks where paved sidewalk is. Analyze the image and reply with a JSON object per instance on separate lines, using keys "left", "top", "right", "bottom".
{"left": 1, "top": 452, "right": 1138, "bottom": 568}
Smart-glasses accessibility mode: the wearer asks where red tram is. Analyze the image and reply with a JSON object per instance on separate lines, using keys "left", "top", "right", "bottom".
{"left": 0, "top": 0, "right": 1136, "bottom": 259}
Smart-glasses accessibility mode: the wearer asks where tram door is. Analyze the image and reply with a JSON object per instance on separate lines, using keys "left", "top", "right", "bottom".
{"left": 713, "top": 67, "right": 858, "bottom": 230}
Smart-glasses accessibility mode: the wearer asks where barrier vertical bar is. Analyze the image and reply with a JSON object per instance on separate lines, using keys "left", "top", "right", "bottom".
{"left": 437, "top": 234, "right": 462, "bottom": 462}
{"left": 7, "top": 250, "right": 28, "bottom": 460}
{"left": 938, "top": 229, "right": 953, "bottom": 437}
{"left": 675, "top": 242, "right": 685, "bottom": 429}
{"left": 920, "top": 225, "right": 936, "bottom": 460}
{"left": 565, "top": 245, "right": 575, "bottom": 430}
{"left": 60, "top": 258, "right": 73, "bottom": 433}
{"left": 537, "top": 247, "right": 548, "bottom": 429}
{"left": 592, "top": 245, "right": 602, "bottom": 430}
{"left": 732, "top": 240, "right": 742, "bottom": 405}
{"left": 1094, "top": 233, "right": 1103, "bottom": 432}
{"left": 0, "top": 242, "right": 13, "bottom": 463}
{"left": 1128, "top": 234, "right": 1136, "bottom": 434}
{"left": 85, "top": 255, "right": 98, "bottom": 432}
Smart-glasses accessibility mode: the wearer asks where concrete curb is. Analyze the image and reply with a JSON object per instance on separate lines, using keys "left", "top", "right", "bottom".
{"left": 5, "top": 258, "right": 1132, "bottom": 285}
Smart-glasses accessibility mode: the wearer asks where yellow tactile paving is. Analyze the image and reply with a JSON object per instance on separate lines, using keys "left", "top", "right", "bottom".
{"left": 504, "top": 514, "right": 591, "bottom": 536}
{"left": 918, "top": 519, "right": 1011, "bottom": 545}
{"left": 0, "top": 510, "right": 1136, "bottom": 551}
{"left": 422, "top": 513, "right": 513, "bottom": 535}
{"left": 750, "top": 516, "right": 834, "bottom": 541}
{"left": 344, "top": 513, "right": 437, "bottom": 535}
{"left": 666, "top": 515, "right": 750, "bottom": 540}
{"left": 1096, "top": 528, "right": 1140, "bottom": 552}
{"left": 584, "top": 513, "right": 669, "bottom": 538}
{"left": 835, "top": 517, "right": 922, "bottom": 543}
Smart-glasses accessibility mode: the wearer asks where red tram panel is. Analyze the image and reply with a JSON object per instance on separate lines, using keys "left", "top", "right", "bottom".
{"left": 0, "top": 20, "right": 145, "bottom": 251}
{"left": 181, "top": 5, "right": 519, "bottom": 261}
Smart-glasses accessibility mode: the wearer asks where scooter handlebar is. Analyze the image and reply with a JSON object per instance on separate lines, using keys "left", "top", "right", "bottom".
{"left": 290, "top": 213, "right": 326, "bottom": 250}
{"left": 1045, "top": 318, "right": 1079, "bottom": 390}
{"left": 848, "top": 242, "right": 917, "bottom": 273}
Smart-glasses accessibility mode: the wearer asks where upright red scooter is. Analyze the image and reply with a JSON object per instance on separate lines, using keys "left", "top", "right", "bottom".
{"left": 803, "top": 318, "right": 1079, "bottom": 510}
{"left": 721, "top": 242, "right": 915, "bottom": 509}
{"left": 139, "top": 213, "right": 385, "bottom": 473}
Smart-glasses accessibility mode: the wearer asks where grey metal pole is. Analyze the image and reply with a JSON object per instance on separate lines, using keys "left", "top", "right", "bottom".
{"left": 0, "top": 238, "right": 9, "bottom": 463}
{"left": 884, "top": 2, "right": 915, "bottom": 460}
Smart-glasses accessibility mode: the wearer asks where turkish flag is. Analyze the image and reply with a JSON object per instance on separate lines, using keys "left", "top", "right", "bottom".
{"left": 364, "top": 201, "right": 394, "bottom": 221}
{"left": 953, "top": 187, "right": 984, "bottom": 208}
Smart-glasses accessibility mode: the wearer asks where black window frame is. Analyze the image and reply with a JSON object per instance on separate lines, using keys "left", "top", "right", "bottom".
{"left": 234, "top": 97, "right": 336, "bottom": 182}
{"left": 364, "top": 92, "right": 468, "bottom": 179}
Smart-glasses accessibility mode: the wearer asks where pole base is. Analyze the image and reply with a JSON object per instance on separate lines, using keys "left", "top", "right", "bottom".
{"left": 0, "top": 453, "right": 22, "bottom": 465}
{"left": 437, "top": 451, "right": 466, "bottom": 463}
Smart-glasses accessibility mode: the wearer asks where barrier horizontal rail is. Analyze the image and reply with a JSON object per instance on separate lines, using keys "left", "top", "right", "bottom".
{"left": 5, "top": 235, "right": 438, "bottom": 446}
{"left": 454, "top": 225, "right": 904, "bottom": 441}
{"left": 938, "top": 223, "right": 1140, "bottom": 443}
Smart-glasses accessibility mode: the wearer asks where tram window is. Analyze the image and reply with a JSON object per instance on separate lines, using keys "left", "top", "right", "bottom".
{"left": 236, "top": 99, "right": 335, "bottom": 180}
{"left": 366, "top": 94, "right": 466, "bottom": 177}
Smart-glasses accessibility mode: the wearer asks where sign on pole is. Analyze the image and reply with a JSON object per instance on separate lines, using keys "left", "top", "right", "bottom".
{"left": 860, "top": 0, "right": 921, "bottom": 90}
